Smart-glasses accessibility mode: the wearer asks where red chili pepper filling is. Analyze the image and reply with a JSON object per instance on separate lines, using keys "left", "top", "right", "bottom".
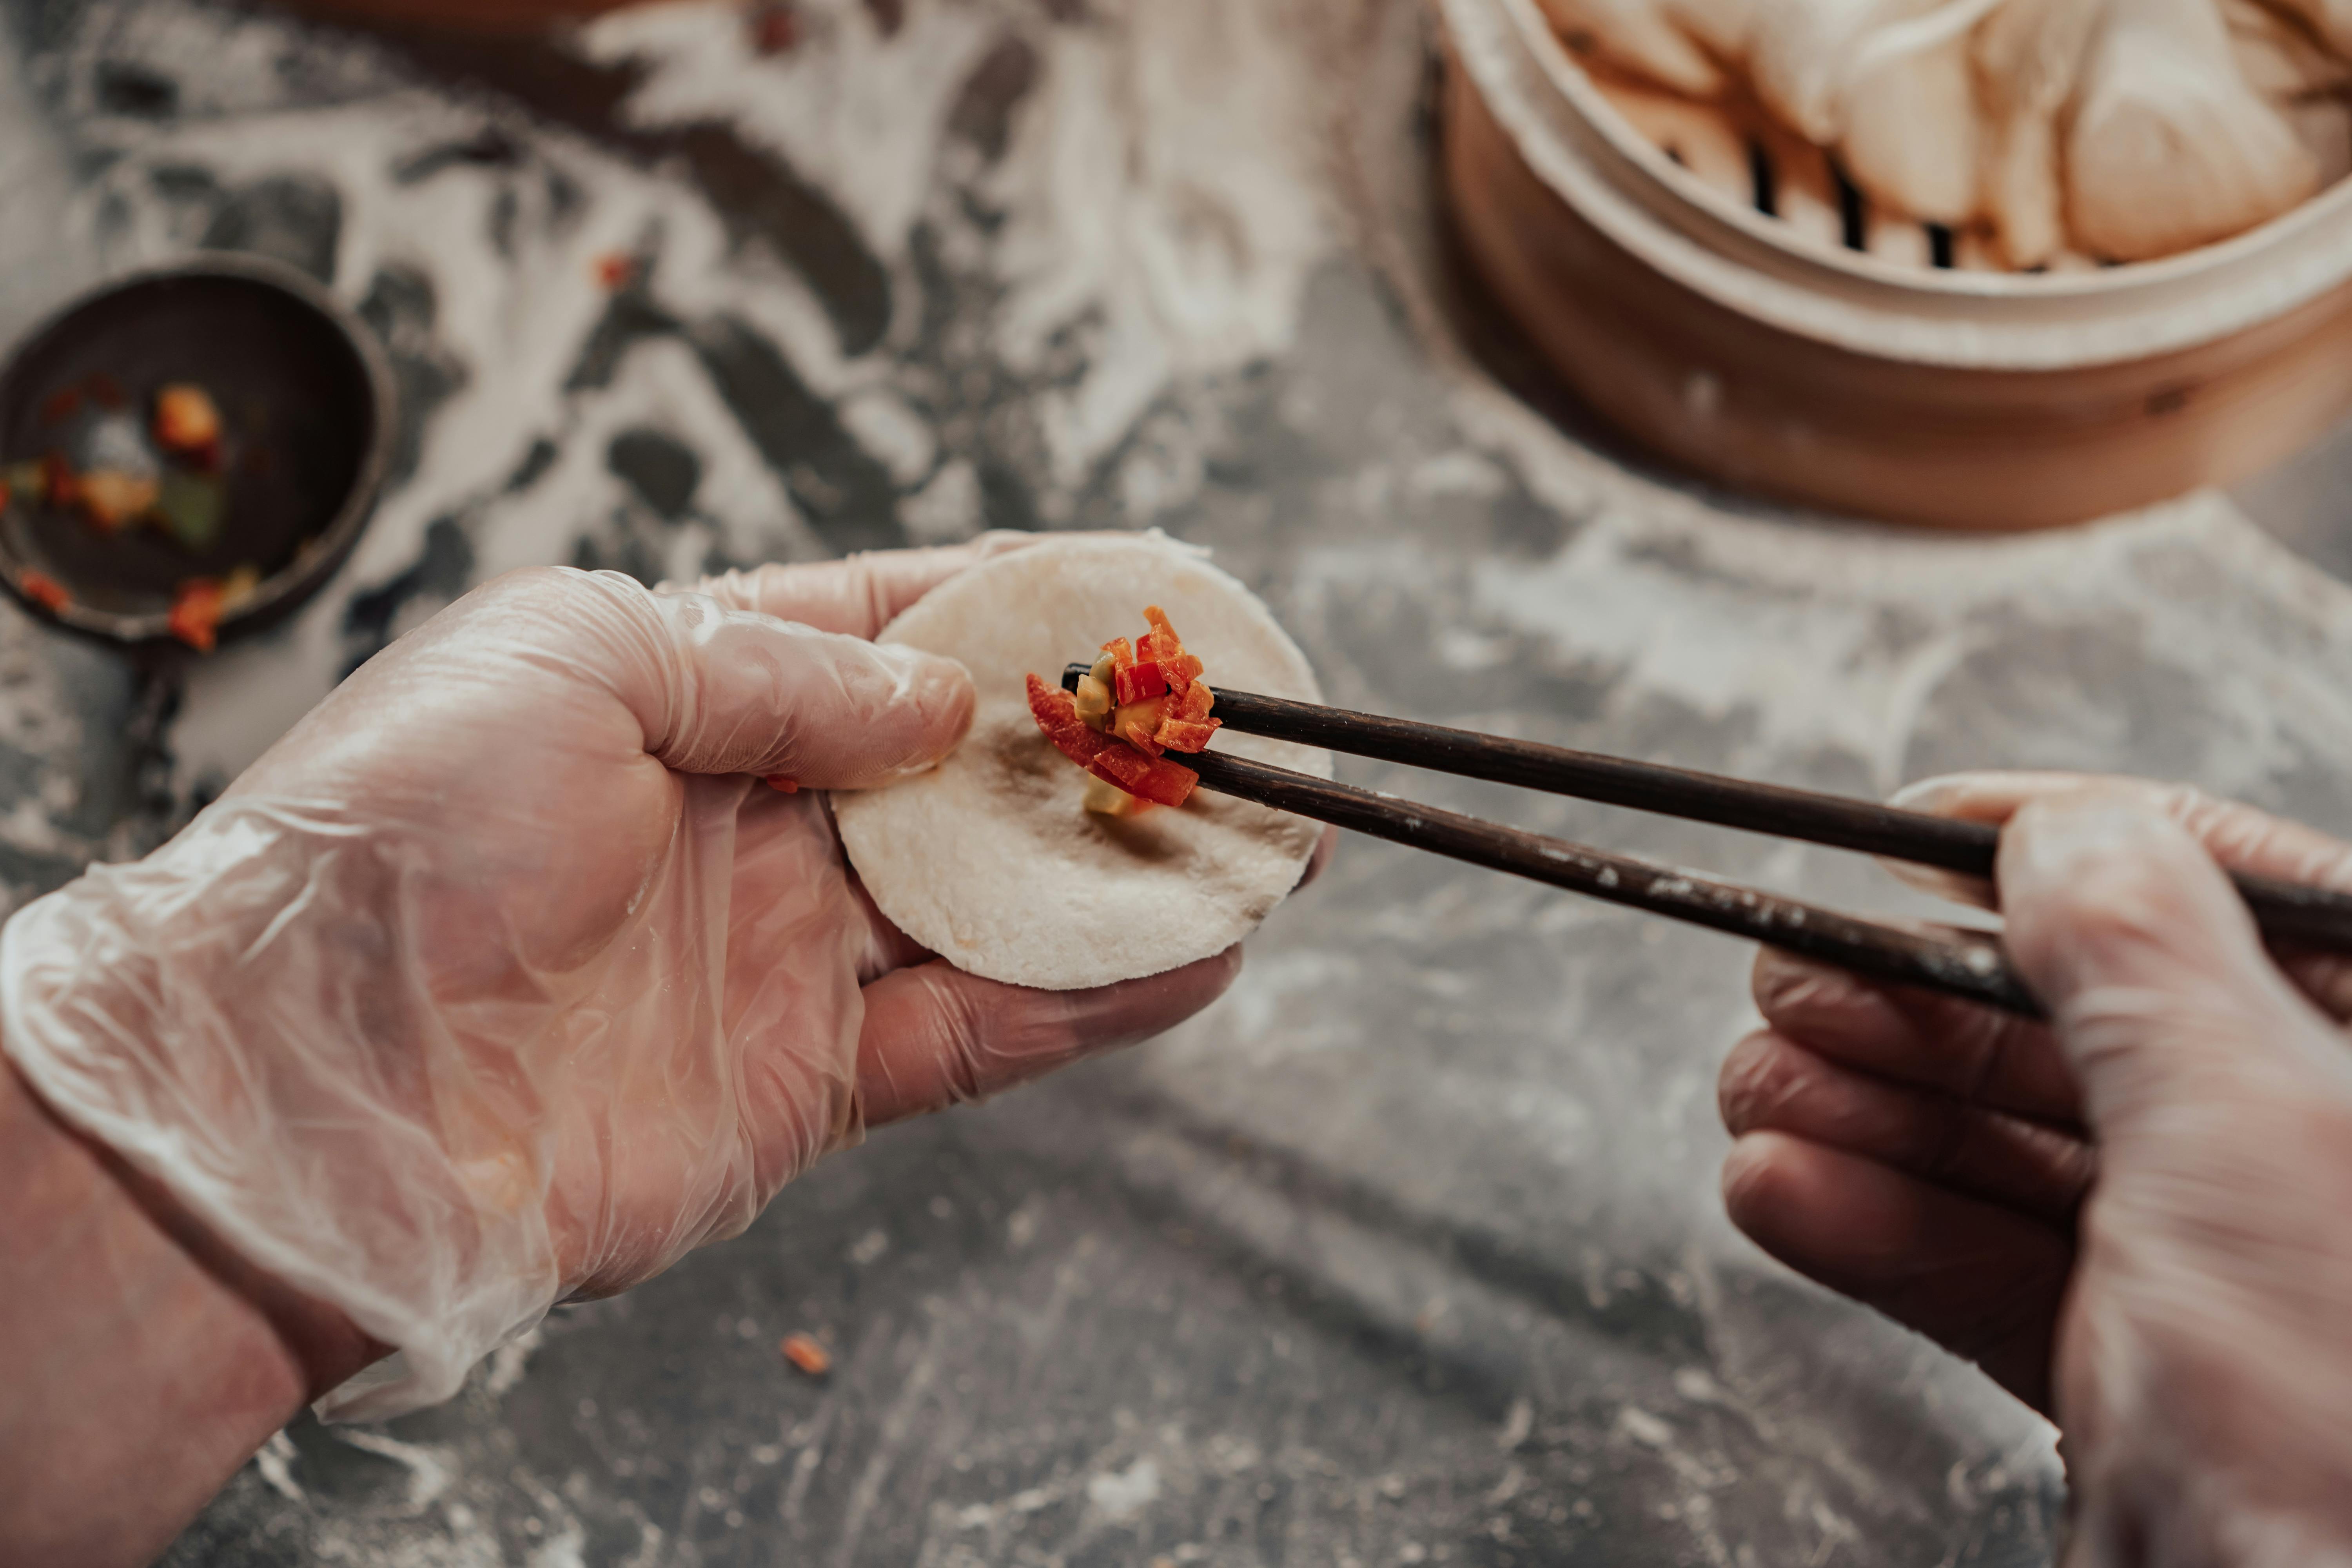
{"left": 1027, "top": 606, "right": 1223, "bottom": 814}
{"left": 1113, "top": 661, "right": 1166, "bottom": 704}
{"left": 1026, "top": 673, "right": 1113, "bottom": 768}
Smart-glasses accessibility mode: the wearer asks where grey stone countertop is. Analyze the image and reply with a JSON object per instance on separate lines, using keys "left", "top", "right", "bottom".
{"left": 5, "top": 1, "right": 2352, "bottom": 1564}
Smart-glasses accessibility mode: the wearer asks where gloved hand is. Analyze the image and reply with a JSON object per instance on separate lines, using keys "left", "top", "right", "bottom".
{"left": 0, "top": 537, "right": 1243, "bottom": 1421}
{"left": 1717, "top": 772, "right": 2352, "bottom": 1564}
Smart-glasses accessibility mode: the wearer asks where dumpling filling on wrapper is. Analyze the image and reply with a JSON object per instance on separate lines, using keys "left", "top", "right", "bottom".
{"left": 1026, "top": 600, "right": 1230, "bottom": 813}
{"left": 831, "top": 535, "right": 1329, "bottom": 993}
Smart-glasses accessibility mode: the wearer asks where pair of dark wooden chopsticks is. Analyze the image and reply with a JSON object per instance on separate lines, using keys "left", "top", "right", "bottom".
{"left": 1062, "top": 668, "right": 2352, "bottom": 1018}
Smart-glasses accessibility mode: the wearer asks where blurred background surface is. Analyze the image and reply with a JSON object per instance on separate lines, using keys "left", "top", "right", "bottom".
{"left": 5, "top": 2, "right": 2352, "bottom": 1564}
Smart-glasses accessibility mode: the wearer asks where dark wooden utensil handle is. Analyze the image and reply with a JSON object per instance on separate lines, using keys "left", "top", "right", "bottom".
{"left": 1183, "top": 750, "right": 2044, "bottom": 1018}
{"left": 1076, "top": 670, "right": 2352, "bottom": 953}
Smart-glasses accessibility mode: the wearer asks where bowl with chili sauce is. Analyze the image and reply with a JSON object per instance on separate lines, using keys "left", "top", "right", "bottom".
{"left": 0, "top": 254, "right": 395, "bottom": 651}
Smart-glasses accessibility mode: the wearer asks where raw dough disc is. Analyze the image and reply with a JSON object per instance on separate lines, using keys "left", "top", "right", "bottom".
{"left": 833, "top": 535, "right": 1329, "bottom": 991}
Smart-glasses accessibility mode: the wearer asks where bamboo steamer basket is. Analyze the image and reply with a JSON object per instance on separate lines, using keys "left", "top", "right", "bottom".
{"left": 1437, "top": 0, "right": 2352, "bottom": 530}
{"left": 267, "top": 0, "right": 640, "bottom": 31}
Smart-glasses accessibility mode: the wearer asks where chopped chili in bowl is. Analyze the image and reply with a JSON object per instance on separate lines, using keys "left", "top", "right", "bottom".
{"left": 18, "top": 572, "right": 69, "bottom": 613}
{"left": 152, "top": 384, "right": 223, "bottom": 468}
{"left": 0, "top": 375, "right": 263, "bottom": 649}
{"left": 165, "top": 564, "right": 260, "bottom": 653}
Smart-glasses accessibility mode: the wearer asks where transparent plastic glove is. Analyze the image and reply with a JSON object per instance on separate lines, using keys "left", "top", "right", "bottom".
{"left": 1717, "top": 773, "right": 2352, "bottom": 1564}
{"left": 0, "top": 541, "right": 1243, "bottom": 1421}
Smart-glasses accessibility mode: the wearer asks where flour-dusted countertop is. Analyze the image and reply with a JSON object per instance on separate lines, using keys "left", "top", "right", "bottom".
{"left": 5, "top": 1, "right": 2352, "bottom": 1564}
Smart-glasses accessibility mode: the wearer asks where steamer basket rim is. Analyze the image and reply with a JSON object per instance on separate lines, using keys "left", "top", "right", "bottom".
{"left": 1443, "top": 0, "right": 2352, "bottom": 372}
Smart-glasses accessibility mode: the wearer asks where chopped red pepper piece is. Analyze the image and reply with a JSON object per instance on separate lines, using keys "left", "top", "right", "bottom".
{"left": 1100, "top": 636, "right": 1136, "bottom": 675}
{"left": 1027, "top": 673, "right": 1112, "bottom": 766}
{"left": 1154, "top": 717, "right": 1221, "bottom": 753}
{"left": 1136, "top": 605, "right": 1180, "bottom": 662}
{"left": 1085, "top": 740, "right": 1149, "bottom": 789}
{"left": 1086, "top": 742, "right": 1198, "bottom": 808}
{"left": 764, "top": 775, "right": 800, "bottom": 794}
{"left": 18, "top": 572, "right": 69, "bottom": 612}
{"left": 1131, "top": 756, "right": 1198, "bottom": 807}
{"left": 1088, "top": 744, "right": 1197, "bottom": 808}
{"left": 1170, "top": 680, "right": 1214, "bottom": 722}
{"left": 1154, "top": 668, "right": 1220, "bottom": 749}
{"left": 168, "top": 579, "right": 226, "bottom": 652}
{"left": 1114, "top": 661, "right": 1167, "bottom": 705}
{"left": 1135, "top": 609, "right": 1206, "bottom": 693}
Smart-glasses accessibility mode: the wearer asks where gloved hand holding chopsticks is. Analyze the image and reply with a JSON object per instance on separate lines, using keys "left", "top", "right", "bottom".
{"left": 1721, "top": 775, "right": 2352, "bottom": 1564}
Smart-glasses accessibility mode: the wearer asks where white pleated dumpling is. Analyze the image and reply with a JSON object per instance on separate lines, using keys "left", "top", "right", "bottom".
{"left": 2066, "top": 0, "right": 2321, "bottom": 261}
{"left": 1838, "top": 18, "right": 1987, "bottom": 222}
{"left": 2262, "top": 0, "right": 2352, "bottom": 57}
{"left": 1538, "top": 0, "right": 2344, "bottom": 265}
{"left": 1972, "top": 0, "right": 2110, "bottom": 268}
{"left": 2224, "top": 0, "right": 2352, "bottom": 186}
{"left": 1746, "top": 0, "right": 1999, "bottom": 221}
{"left": 1535, "top": 0, "right": 1756, "bottom": 97}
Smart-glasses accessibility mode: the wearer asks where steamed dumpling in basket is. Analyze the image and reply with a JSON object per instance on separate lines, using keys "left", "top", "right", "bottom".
{"left": 1535, "top": 0, "right": 2349, "bottom": 265}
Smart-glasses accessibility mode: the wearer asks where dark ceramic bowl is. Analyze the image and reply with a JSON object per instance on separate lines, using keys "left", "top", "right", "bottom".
{"left": 0, "top": 255, "right": 396, "bottom": 647}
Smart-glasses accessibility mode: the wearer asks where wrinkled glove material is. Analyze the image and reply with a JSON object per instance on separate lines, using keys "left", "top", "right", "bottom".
{"left": 0, "top": 568, "right": 902, "bottom": 1419}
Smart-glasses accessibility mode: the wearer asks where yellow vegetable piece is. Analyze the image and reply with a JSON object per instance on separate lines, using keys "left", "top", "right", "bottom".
{"left": 1082, "top": 774, "right": 1154, "bottom": 817}
{"left": 1113, "top": 694, "right": 1167, "bottom": 751}
{"left": 1074, "top": 673, "right": 1112, "bottom": 731}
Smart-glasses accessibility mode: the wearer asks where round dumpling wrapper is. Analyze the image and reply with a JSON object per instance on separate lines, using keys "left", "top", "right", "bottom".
{"left": 833, "top": 535, "right": 1329, "bottom": 991}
